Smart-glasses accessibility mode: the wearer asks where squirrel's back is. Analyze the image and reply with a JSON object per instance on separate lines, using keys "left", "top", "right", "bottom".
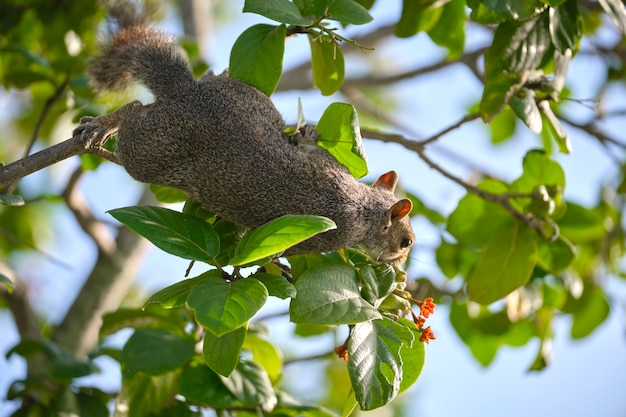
{"left": 85, "top": 25, "right": 415, "bottom": 264}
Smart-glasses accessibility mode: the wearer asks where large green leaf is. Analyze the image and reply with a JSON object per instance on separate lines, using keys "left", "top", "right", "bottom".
{"left": 315, "top": 102, "right": 368, "bottom": 178}
{"left": 203, "top": 325, "right": 247, "bottom": 377}
{"left": 244, "top": 0, "right": 314, "bottom": 25}
{"left": 558, "top": 202, "right": 607, "bottom": 243}
{"left": 244, "top": 335, "right": 283, "bottom": 383}
{"left": 481, "top": 11, "right": 553, "bottom": 120}
{"left": 100, "top": 308, "right": 184, "bottom": 338}
{"left": 537, "top": 236, "right": 576, "bottom": 273}
{"left": 118, "top": 370, "right": 180, "bottom": 417}
{"left": 144, "top": 272, "right": 216, "bottom": 309}
{"left": 108, "top": 206, "right": 219, "bottom": 262}
{"left": 230, "top": 214, "right": 336, "bottom": 266}
{"left": 467, "top": 222, "right": 539, "bottom": 304}
{"left": 250, "top": 272, "right": 297, "bottom": 299}
{"left": 230, "top": 24, "right": 286, "bottom": 96}
{"left": 121, "top": 328, "right": 195, "bottom": 377}
{"left": 309, "top": 33, "right": 345, "bottom": 96}
{"left": 348, "top": 318, "right": 413, "bottom": 410}
{"left": 397, "top": 318, "right": 425, "bottom": 394}
{"left": 447, "top": 179, "right": 513, "bottom": 248}
{"left": 395, "top": 0, "right": 444, "bottom": 37}
{"left": 221, "top": 358, "right": 278, "bottom": 412}
{"left": 188, "top": 276, "right": 268, "bottom": 336}
{"left": 294, "top": 0, "right": 373, "bottom": 25}
{"left": 549, "top": 0, "right": 582, "bottom": 53}
{"left": 179, "top": 365, "right": 239, "bottom": 408}
{"left": 290, "top": 264, "right": 381, "bottom": 324}
{"left": 570, "top": 286, "right": 610, "bottom": 338}
{"left": 481, "top": 0, "right": 547, "bottom": 20}
{"left": 427, "top": 0, "right": 466, "bottom": 59}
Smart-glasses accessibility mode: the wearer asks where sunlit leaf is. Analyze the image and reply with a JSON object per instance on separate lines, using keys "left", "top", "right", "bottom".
{"left": 108, "top": 206, "right": 219, "bottom": 262}
{"left": 230, "top": 24, "right": 286, "bottom": 96}
{"left": 467, "top": 222, "right": 539, "bottom": 304}
{"left": 290, "top": 264, "right": 381, "bottom": 324}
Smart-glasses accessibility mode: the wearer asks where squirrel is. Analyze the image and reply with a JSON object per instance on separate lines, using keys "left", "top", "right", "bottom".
{"left": 74, "top": 25, "right": 415, "bottom": 264}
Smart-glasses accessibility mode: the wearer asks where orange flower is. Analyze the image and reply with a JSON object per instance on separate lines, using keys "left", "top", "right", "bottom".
{"left": 419, "top": 326, "right": 436, "bottom": 344}
{"left": 419, "top": 297, "right": 436, "bottom": 318}
{"left": 335, "top": 338, "right": 350, "bottom": 362}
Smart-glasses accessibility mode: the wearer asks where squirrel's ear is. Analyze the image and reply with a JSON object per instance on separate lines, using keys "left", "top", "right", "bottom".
{"left": 373, "top": 171, "right": 399, "bottom": 192}
{"left": 390, "top": 199, "right": 412, "bottom": 221}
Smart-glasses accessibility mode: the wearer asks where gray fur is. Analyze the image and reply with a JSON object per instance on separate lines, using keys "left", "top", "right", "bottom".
{"left": 86, "top": 26, "right": 415, "bottom": 264}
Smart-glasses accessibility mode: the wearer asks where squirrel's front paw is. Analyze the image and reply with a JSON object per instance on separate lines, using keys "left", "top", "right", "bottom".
{"left": 72, "top": 116, "right": 119, "bottom": 148}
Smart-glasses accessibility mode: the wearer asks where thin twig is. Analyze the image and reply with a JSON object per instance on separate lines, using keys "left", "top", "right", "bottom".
{"left": 4, "top": 77, "right": 71, "bottom": 194}
{"left": 361, "top": 125, "right": 557, "bottom": 241}
{"left": 62, "top": 167, "right": 116, "bottom": 254}
{"left": 418, "top": 113, "right": 481, "bottom": 146}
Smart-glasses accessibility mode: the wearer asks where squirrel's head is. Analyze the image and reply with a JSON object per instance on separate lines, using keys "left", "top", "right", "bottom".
{"left": 362, "top": 171, "right": 415, "bottom": 264}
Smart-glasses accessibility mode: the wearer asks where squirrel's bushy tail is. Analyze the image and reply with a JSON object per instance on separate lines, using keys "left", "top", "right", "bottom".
{"left": 89, "top": 26, "right": 195, "bottom": 99}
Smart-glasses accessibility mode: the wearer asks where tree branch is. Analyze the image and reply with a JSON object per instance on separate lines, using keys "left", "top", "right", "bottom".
{"left": 361, "top": 122, "right": 558, "bottom": 241}
{"left": 0, "top": 131, "right": 120, "bottom": 191}
{"left": 62, "top": 167, "right": 116, "bottom": 254}
{"left": 51, "top": 189, "right": 157, "bottom": 358}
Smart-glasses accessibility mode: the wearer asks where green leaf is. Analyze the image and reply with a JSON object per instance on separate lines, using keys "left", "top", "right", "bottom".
{"left": 179, "top": 365, "right": 239, "bottom": 408}
{"left": 309, "top": 33, "right": 345, "bottom": 96}
{"left": 121, "top": 328, "right": 195, "bottom": 377}
{"left": 100, "top": 308, "right": 184, "bottom": 338}
{"left": 230, "top": 214, "right": 336, "bottom": 266}
{"left": 397, "top": 318, "right": 425, "bottom": 394}
{"left": 549, "top": 0, "right": 582, "bottom": 53}
{"left": 537, "top": 236, "right": 576, "bottom": 273}
{"left": 229, "top": 24, "right": 286, "bottom": 96}
{"left": 489, "top": 106, "right": 518, "bottom": 144}
{"left": 221, "top": 358, "right": 278, "bottom": 412}
{"left": 203, "top": 325, "right": 247, "bottom": 377}
{"left": 290, "top": 264, "right": 381, "bottom": 324}
{"left": 0, "top": 194, "right": 25, "bottom": 206}
{"left": 395, "top": 0, "right": 444, "bottom": 37}
{"left": 510, "top": 149, "right": 566, "bottom": 208}
{"left": 315, "top": 102, "right": 368, "bottom": 178}
{"left": 325, "top": 0, "right": 373, "bottom": 25}
{"left": 558, "top": 202, "right": 607, "bottom": 243}
{"left": 570, "top": 286, "right": 610, "bottom": 338}
{"left": 251, "top": 272, "right": 297, "bottom": 299}
{"left": 243, "top": 0, "right": 314, "bottom": 25}
{"left": 108, "top": 206, "right": 219, "bottom": 262}
{"left": 144, "top": 272, "right": 215, "bottom": 309}
{"left": 348, "top": 318, "right": 412, "bottom": 410}
{"left": 427, "top": 0, "right": 466, "bottom": 59}
{"left": 467, "top": 222, "right": 539, "bottom": 304}
{"left": 540, "top": 100, "right": 571, "bottom": 153}
{"left": 481, "top": 0, "right": 547, "bottom": 20}
{"left": 119, "top": 370, "right": 180, "bottom": 417}
{"left": 447, "top": 179, "right": 513, "bottom": 247}
{"left": 358, "top": 264, "right": 396, "bottom": 306}
{"left": 149, "top": 184, "right": 187, "bottom": 203}
{"left": 7, "top": 338, "right": 98, "bottom": 379}
{"left": 188, "top": 276, "right": 268, "bottom": 336}
{"left": 510, "top": 89, "right": 542, "bottom": 134}
{"left": 244, "top": 334, "right": 283, "bottom": 383}
{"left": 481, "top": 11, "right": 553, "bottom": 120}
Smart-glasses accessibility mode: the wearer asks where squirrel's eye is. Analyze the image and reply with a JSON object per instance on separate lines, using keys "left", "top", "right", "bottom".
{"left": 401, "top": 238, "right": 413, "bottom": 249}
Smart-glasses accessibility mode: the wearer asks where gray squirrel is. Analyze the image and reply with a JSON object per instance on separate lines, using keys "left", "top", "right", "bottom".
{"left": 75, "top": 25, "right": 415, "bottom": 264}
